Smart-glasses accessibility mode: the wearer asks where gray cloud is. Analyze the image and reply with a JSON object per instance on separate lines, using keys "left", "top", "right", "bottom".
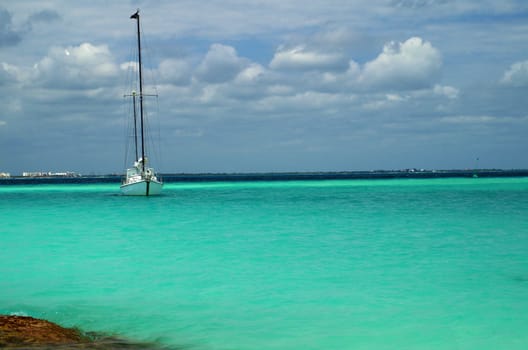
{"left": 28, "top": 9, "right": 61, "bottom": 23}
{"left": 0, "top": 7, "right": 60, "bottom": 48}
{"left": 0, "top": 7, "right": 24, "bottom": 47}
{"left": 391, "top": 0, "right": 451, "bottom": 9}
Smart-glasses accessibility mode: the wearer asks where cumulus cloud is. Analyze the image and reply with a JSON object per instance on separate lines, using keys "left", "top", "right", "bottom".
{"left": 158, "top": 58, "right": 191, "bottom": 85}
{"left": 235, "top": 63, "right": 266, "bottom": 84}
{"left": 34, "top": 43, "right": 118, "bottom": 88}
{"left": 264, "top": 36, "right": 445, "bottom": 96}
{"left": 195, "top": 44, "right": 248, "bottom": 83}
{"left": 501, "top": 60, "right": 528, "bottom": 87}
{"left": 0, "top": 62, "right": 20, "bottom": 84}
{"left": 270, "top": 45, "right": 348, "bottom": 71}
{"left": 433, "top": 84, "right": 459, "bottom": 99}
{"left": 360, "top": 37, "right": 441, "bottom": 90}
{"left": 362, "top": 93, "right": 407, "bottom": 110}
{"left": 180, "top": 34, "right": 452, "bottom": 111}
{"left": 194, "top": 62, "right": 269, "bottom": 102}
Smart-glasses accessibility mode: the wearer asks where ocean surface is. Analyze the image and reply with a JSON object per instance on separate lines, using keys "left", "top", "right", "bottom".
{"left": 1, "top": 176, "right": 528, "bottom": 349}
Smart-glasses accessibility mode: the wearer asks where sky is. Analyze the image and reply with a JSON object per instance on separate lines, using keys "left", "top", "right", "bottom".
{"left": 1, "top": 0, "right": 528, "bottom": 174}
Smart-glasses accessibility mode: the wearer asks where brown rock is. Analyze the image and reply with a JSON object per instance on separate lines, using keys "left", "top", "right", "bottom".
{"left": 0, "top": 315, "right": 89, "bottom": 347}
{"left": 0, "top": 315, "right": 175, "bottom": 349}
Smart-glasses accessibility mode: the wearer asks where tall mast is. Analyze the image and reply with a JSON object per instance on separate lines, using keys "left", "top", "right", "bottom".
{"left": 130, "top": 10, "right": 145, "bottom": 172}
{"left": 132, "top": 92, "right": 139, "bottom": 161}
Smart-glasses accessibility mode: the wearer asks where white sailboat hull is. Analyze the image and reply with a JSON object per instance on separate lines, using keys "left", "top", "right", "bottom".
{"left": 120, "top": 179, "right": 163, "bottom": 196}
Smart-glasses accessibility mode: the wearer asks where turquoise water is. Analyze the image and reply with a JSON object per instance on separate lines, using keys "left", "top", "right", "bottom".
{"left": 1, "top": 177, "right": 528, "bottom": 349}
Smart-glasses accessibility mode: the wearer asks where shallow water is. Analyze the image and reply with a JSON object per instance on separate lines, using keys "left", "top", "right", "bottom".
{"left": 1, "top": 177, "right": 528, "bottom": 349}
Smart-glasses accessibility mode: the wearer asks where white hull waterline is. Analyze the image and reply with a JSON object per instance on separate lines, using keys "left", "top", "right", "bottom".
{"left": 121, "top": 179, "right": 163, "bottom": 196}
{"left": 121, "top": 158, "right": 163, "bottom": 196}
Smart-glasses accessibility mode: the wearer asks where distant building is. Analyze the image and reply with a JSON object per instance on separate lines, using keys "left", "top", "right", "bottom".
{"left": 23, "top": 172, "right": 45, "bottom": 177}
{"left": 22, "top": 171, "right": 81, "bottom": 177}
{"left": 0, "top": 172, "right": 10, "bottom": 178}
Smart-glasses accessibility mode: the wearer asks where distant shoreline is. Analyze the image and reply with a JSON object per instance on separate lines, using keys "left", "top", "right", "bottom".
{"left": 1, "top": 169, "right": 528, "bottom": 185}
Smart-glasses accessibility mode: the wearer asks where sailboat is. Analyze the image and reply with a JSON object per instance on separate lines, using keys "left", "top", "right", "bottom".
{"left": 121, "top": 10, "right": 163, "bottom": 196}
{"left": 472, "top": 157, "right": 479, "bottom": 178}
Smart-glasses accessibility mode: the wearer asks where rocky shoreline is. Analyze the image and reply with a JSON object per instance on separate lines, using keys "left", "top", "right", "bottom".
{"left": 0, "top": 315, "right": 169, "bottom": 349}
